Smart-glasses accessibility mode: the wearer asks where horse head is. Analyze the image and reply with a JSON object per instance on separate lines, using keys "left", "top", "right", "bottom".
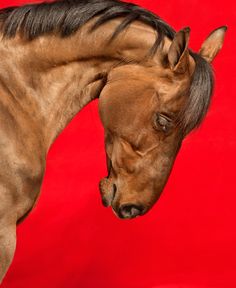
{"left": 99, "top": 27, "right": 226, "bottom": 219}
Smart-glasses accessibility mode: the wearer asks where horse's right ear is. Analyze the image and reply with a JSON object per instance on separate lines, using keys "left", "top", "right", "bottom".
{"left": 168, "top": 27, "right": 190, "bottom": 74}
{"left": 199, "top": 26, "right": 227, "bottom": 63}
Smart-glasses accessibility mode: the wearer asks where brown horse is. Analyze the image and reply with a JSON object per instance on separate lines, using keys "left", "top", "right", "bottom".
{"left": 0, "top": 0, "right": 226, "bottom": 282}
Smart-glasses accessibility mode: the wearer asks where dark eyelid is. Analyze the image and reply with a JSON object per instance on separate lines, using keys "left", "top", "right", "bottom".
{"left": 158, "top": 113, "right": 173, "bottom": 122}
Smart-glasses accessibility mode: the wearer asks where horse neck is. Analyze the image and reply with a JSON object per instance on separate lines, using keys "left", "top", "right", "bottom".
{"left": 0, "top": 18, "right": 158, "bottom": 153}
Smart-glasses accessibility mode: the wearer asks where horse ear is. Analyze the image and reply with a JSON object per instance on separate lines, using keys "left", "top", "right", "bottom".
{"left": 199, "top": 26, "right": 227, "bottom": 63}
{"left": 168, "top": 27, "right": 190, "bottom": 74}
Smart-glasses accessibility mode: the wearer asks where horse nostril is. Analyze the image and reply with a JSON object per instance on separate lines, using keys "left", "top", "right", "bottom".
{"left": 118, "top": 204, "right": 143, "bottom": 219}
{"left": 112, "top": 184, "right": 117, "bottom": 201}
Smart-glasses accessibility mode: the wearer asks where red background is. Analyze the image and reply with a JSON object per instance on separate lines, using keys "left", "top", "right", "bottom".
{"left": 1, "top": 0, "right": 235, "bottom": 287}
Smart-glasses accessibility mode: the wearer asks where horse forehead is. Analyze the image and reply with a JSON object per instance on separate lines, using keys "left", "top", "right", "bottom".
{"left": 103, "top": 64, "right": 191, "bottom": 118}
{"left": 155, "top": 75, "right": 190, "bottom": 101}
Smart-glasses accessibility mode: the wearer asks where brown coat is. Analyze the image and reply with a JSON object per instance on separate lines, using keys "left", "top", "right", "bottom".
{"left": 0, "top": 0, "right": 226, "bottom": 283}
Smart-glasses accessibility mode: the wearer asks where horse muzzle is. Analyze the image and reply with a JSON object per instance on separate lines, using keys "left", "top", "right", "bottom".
{"left": 99, "top": 177, "right": 147, "bottom": 219}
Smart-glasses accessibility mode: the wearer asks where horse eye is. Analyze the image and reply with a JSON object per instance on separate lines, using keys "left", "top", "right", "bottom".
{"left": 154, "top": 114, "right": 172, "bottom": 133}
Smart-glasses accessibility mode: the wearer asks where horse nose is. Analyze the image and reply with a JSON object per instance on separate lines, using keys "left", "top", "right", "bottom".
{"left": 118, "top": 204, "right": 144, "bottom": 219}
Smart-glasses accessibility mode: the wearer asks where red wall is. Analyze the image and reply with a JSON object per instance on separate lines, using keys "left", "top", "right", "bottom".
{"left": 1, "top": 0, "right": 235, "bottom": 287}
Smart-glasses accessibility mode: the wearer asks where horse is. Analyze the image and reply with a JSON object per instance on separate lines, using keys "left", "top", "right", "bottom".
{"left": 0, "top": 0, "right": 226, "bottom": 282}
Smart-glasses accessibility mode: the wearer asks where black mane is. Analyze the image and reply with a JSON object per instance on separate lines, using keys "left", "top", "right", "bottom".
{"left": 0, "top": 0, "right": 214, "bottom": 134}
{"left": 0, "top": 0, "right": 175, "bottom": 52}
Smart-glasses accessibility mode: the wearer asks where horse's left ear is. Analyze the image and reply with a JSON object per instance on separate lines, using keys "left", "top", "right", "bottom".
{"left": 199, "top": 26, "right": 227, "bottom": 63}
{"left": 168, "top": 27, "right": 190, "bottom": 74}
